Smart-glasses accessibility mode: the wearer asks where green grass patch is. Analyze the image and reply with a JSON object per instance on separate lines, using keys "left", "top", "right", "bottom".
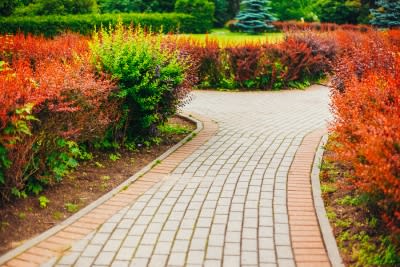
{"left": 177, "top": 28, "right": 284, "bottom": 45}
{"left": 158, "top": 123, "right": 191, "bottom": 135}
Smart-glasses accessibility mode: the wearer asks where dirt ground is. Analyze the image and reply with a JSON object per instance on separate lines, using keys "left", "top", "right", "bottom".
{"left": 0, "top": 116, "right": 195, "bottom": 256}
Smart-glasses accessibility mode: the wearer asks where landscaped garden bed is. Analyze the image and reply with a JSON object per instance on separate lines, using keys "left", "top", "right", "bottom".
{"left": 320, "top": 29, "right": 400, "bottom": 266}
{"left": 0, "top": 116, "right": 195, "bottom": 255}
{"left": 1, "top": 6, "right": 400, "bottom": 263}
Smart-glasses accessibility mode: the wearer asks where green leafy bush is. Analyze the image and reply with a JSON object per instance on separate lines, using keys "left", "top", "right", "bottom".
{"left": 98, "top": 0, "right": 177, "bottom": 13}
{"left": 90, "top": 23, "right": 191, "bottom": 142}
{"left": 13, "top": 0, "right": 98, "bottom": 16}
{"left": 175, "top": 0, "right": 215, "bottom": 33}
{"left": 0, "top": 12, "right": 195, "bottom": 37}
{"left": 0, "top": 0, "right": 19, "bottom": 16}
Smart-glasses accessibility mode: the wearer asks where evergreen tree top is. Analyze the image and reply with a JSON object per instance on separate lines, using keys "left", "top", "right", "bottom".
{"left": 234, "top": 0, "right": 276, "bottom": 34}
{"left": 370, "top": 0, "right": 400, "bottom": 28}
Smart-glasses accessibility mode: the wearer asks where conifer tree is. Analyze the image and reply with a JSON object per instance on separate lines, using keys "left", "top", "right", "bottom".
{"left": 370, "top": 0, "right": 400, "bottom": 28}
{"left": 234, "top": 0, "right": 276, "bottom": 34}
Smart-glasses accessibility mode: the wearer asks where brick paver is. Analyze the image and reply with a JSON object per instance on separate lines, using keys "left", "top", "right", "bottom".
{"left": 2, "top": 85, "right": 334, "bottom": 267}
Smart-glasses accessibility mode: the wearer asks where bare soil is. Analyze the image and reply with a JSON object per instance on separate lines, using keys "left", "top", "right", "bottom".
{"left": 0, "top": 116, "right": 195, "bottom": 256}
{"left": 320, "top": 149, "right": 399, "bottom": 266}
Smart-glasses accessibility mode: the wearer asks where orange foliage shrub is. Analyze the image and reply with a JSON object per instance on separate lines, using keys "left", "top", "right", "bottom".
{"left": 331, "top": 30, "right": 400, "bottom": 233}
{"left": 273, "top": 21, "right": 372, "bottom": 33}
{"left": 171, "top": 32, "right": 336, "bottom": 89}
{"left": 0, "top": 34, "right": 117, "bottom": 200}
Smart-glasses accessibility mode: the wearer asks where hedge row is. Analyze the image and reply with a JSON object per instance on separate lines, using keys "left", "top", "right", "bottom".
{"left": 330, "top": 30, "right": 400, "bottom": 234}
{"left": 0, "top": 12, "right": 200, "bottom": 37}
{"left": 272, "top": 21, "right": 372, "bottom": 32}
{"left": 171, "top": 32, "right": 336, "bottom": 90}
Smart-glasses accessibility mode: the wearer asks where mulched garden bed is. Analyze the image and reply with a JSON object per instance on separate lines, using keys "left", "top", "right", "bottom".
{"left": 0, "top": 116, "right": 195, "bottom": 256}
{"left": 320, "top": 148, "right": 400, "bottom": 266}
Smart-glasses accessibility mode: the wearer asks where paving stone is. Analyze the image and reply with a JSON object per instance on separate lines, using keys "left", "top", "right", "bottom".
{"left": 122, "top": 236, "right": 140, "bottom": 248}
{"left": 129, "top": 258, "right": 149, "bottom": 267}
{"left": 171, "top": 240, "right": 190, "bottom": 253}
{"left": 208, "top": 235, "right": 225, "bottom": 247}
{"left": 242, "top": 238, "right": 258, "bottom": 252}
{"left": 94, "top": 252, "right": 115, "bottom": 266}
{"left": 276, "top": 246, "right": 293, "bottom": 259}
{"left": 57, "top": 252, "right": 79, "bottom": 265}
{"left": 204, "top": 259, "right": 222, "bottom": 267}
{"left": 74, "top": 256, "right": 95, "bottom": 267}
{"left": 241, "top": 251, "right": 258, "bottom": 265}
{"left": 111, "top": 260, "right": 129, "bottom": 267}
{"left": 82, "top": 245, "right": 102, "bottom": 257}
{"left": 115, "top": 247, "right": 135, "bottom": 261}
{"left": 224, "top": 242, "right": 241, "bottom": 256}
{"left": 153, "top": 242, "right": 172, "bottom": 255}
{"left": 148, "top": 254, "right": 168, "bottom": 267}
{"left": 187, "top": 250, "right": 205, "bottom": 264}
{"left": 223, "top": 255, "right": 241, "bottom": 267}
{"left": 167, "top": 252, "right": 186, "bottom": 266}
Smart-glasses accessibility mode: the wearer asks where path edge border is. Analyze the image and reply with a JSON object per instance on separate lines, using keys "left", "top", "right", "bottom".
{"left": 0, "top": 113, "right": 203, "bottom": 266}
{"left": 311, "top": 134, "right": 344, "bottom": 267}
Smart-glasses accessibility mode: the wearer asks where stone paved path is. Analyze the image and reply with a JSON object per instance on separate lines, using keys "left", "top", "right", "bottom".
{"left": 4, "top": 85, "right": 333, "bottom": 267}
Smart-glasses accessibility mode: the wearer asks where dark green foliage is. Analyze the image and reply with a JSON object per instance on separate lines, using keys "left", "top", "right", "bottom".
{"left": 371, "top": 0, "right": 400, "bottom": 28}
{"left": 97, "top": 0, "right": 177, "bottom": 13}
{"left": 271, "top": 0, "right": 320, "bottom": 22}
{"left": 90, "top": 23, "right": 190, "bottom": 140}
{"left": 13, "top": 0, "right": 98, "bottom": 16}
{"left": 0, "top": 0, "right": 20, "bottom": 16}
{"left": 98, "top": 0, "right": 143, "bottom": 13}
{"left": 228, "top": 0, "right": 240, "bottom": 17}
{"left": 214, "top": 0, "right": 229, "bottom": 27}
{"left": 234, "top": 0, "right": 276, "bottom": 34}
{"left": 175, "top": 0, "right": 215, "bottom": 33}
{"left": 318, "top": 0, "right": 362, "bottom": 24}
{"left": 0, "top": 13, "right": 195, "bottom": 36}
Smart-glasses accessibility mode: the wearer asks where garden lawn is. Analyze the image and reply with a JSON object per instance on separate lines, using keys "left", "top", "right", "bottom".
{"left": 177, "top": 28, "right": 284, "bottom": 46}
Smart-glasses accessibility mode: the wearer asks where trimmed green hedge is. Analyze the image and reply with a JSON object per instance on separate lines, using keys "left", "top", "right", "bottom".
{"left": 0, "top": 12, "right": 201, "bottom": 36}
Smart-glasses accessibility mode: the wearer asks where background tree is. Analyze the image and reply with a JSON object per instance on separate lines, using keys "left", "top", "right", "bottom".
{"left": 98, "top": 0, "right": 143, "bottom": 13}
{"left": 227, "top": 0, "right": 240, "bottom": 19}
{"left": 0, "top": 0, "right": 20, "bottom": 16}
{"left": 234, "top": 0, "right": 275, "bottom": 33}
{"left": 317, "top": 0, "right": 362, "bottom": 24}
{"left": 271, "top": 0, "right": 320, "bottom": 22}
{"left": 13, "top": 0, "right": 98, "bottom": 16}
{"left": 317, "top": 0, "right": 376, "bottom": 24}
{"left": 175, "top": 0, "right": 215, "bottom": 33}
{"left": 214, "top": 0, "right": 229, "bottom": 27}
{"left": 370, "top": 0, "right": 400, "bottom": 28}
{"left": 100, "top": 0, "right": 131, "bottom": 13}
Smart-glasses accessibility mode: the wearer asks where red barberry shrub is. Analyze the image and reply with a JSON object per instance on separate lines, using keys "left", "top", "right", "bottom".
{"left": 0, "top": 33, "right": 89, "bottom": 64}
{"left": 260, "top": 32, "right": 336, "bottom": 87}
{"left": 272, "top": 21, "right": 371, "bottom": 33}
{"left": 331, "top": 30, "right": 400, "bottom": 234}
{"left": 171, "top": 32, "right": 337, "bottom": 90}
{"left": 225, "top": 44, "right": 263, "bottom": 87}
{"left": 0, "top": 34, "right": 117, "bottom": 201}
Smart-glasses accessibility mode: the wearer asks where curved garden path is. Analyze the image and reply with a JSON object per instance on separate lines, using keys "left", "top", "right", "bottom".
{"left": 1, "top": 85, "right": 337, "bottom": 267}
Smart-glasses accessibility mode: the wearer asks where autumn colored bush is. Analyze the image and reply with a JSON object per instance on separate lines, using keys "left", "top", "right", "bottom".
{"left": 269, "top": 33, "right": 335, "bottom": 86}
{"left": 330, "top": 30, "right": 400, "bottom": 234}
{"left": 173, "top": 32, "right": 335, "bottom": 90}
{"left": 0, "top": 34, "right": 117, "bottom": 201}
{"left": 272, "top": 21, "right": 372, "bottom": 33}
{"left": 225, "top": 44, "right": 263, "bottom": 87}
